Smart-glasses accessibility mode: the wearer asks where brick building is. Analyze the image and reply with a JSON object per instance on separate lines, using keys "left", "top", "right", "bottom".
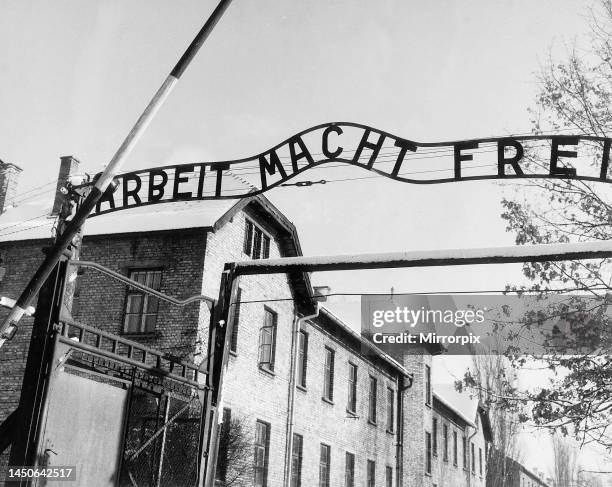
{"left": 488, "top": 454, "right": 550, "bottom": 487}
{"left": 0, "top": 157, "right": 493, "bottom": 487}
{"left": 429, "top": 393, "right": 492, "bottom": 487}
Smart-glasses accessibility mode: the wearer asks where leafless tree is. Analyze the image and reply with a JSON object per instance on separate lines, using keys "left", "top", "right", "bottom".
{"left": 215, "top": 413, "right": 253, "bottom": 487}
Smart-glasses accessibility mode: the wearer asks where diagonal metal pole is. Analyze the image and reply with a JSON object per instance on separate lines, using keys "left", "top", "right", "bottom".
{"left": 0, "top": 0, "right": 234, "bottom": 349}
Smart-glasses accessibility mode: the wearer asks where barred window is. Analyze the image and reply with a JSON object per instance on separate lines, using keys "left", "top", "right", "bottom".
{"left": 291, "top": 433, "right": 303, "bottom": 487}
{"left": 123, "top": 269, "right": 162, "bottom": 334}
{"left": 258, "top": 308, "right": 277, "bottom": 371}
{"left": 254, "top": 420, "right": 270, "bottom": 487}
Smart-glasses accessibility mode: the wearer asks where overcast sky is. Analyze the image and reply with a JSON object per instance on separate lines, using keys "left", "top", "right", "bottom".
{"left": 2, "top": 0, "right": 609, "bottom": 474}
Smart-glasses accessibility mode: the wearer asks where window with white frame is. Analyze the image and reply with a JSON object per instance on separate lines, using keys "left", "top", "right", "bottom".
{"left": 323, "top": 347, "right": 335, "bottom": 401}
{"left": 345, "top": 452, "right": 355, "bottom": 487}
{"left": 297, "top": 330, "right": 308, "bottom": 388}
{"left": 291, "top": 433, "right": 303, "bottom": 487}
{"left": 319, "top": 444, "right": 331, "bottom": 487}
{"left": 258, "top": 308, "right": 277, "bottom": 371}
{"left": 254, "top": 420, "right": 270, "bottom": 487}
{"left": 123, "top": 269, "right": 162, "bottom": 334}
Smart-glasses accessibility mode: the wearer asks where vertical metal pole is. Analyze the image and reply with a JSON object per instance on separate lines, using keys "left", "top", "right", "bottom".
{"left": 0, "top": 0, "right": 234, "bottom": 348}
{"left": 7, "top": 259, "right": 68, "bottom": 485}
{"left": 201, "top": 266, "right": 238, "bottom": 487}
{"left": 155, "top": 395, "right": 171, "bottom": 487}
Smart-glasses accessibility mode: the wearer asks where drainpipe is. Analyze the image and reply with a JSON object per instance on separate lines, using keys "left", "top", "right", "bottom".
{"left": 467, "top": 425, "right": 478, "bottom": 487}
{"left": 283, "top": 302, "right": 322, "bottom": 487}
{"left": 396, "top": 373, "right": 413, "bottom": 487}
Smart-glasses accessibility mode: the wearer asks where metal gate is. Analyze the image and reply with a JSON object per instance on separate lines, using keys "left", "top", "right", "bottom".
{"left": 34, "top": 319, "right": 207, "bottom": 487}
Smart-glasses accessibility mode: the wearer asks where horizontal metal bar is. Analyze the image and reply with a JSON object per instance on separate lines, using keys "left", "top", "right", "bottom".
{"left": 58, "top": 336, "right": 207, "bottom": 390}
{"left": 233, "top": 241, "right": 612, "bottom": 275}
{"left": 70, "top": 261, "right": 215, "bottom": 307}
{"left": 60, "top": 318, "right": 206, "bottom": 375}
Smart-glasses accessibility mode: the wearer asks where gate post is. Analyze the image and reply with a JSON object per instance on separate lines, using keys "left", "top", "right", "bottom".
{"left": 200, "top": 264, "right": 238, "bottom": 487}
{"left": 7, "top": 183, "right": 83, "bottom": 484}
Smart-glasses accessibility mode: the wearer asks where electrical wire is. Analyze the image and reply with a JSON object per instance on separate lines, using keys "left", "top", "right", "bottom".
{"left": 230, "top": 286, "right": 611, "bottom": 305}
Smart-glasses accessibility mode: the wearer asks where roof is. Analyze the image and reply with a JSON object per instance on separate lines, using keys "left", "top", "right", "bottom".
{"left": 0, "top": 191, "right": 242, "bottom": 243}
{"left": 0, "top": 169, "right": 315, "bottom": 305}
{"left": 433, "top": 385, "right": 494, "bottom": 441}
{"left": 317, "top": 307, "right": 412, "bottom": 378}
{"left": 433, "top": 391, "right": 476, "bottom": 427}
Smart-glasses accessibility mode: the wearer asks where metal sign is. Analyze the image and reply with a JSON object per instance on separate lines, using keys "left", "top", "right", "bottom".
{"left": 89, "top": 122, "right": 612, "bottom": 216}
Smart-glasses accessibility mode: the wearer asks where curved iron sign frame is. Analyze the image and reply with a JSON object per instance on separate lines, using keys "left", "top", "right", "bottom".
{"left": 88, "top": 122, "right": 612, "bottom": 217}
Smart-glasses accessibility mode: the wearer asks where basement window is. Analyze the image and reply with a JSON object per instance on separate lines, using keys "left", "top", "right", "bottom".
{"left": 244, "top": 219, "right": 271, "bottom": 259}
{"left": 123, "top": 269, "right": 162, "bottom": 334}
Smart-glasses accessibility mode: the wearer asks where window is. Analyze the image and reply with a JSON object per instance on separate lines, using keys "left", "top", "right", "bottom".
{"left": 367, "top": 460, "right": 376, "bottom": 487}
{"left": 386, "top": 387, "right": 394, "bottom": 432}
{"left": 471, "top": 442, "right": 475, "bottom": 474}
{"left": 216, "top": 408, "right": 232, "bottom": 483}
{"left": 323, "top": 347, "right": 335, "bottom": 401}
{"left": 347, "top": 363, "right": 358, "bottom": 413}
{"left": 462, "top": 436, "right": 467, "bottom": 469}
{"left": 230, "top": 287, "right": 242, "bottom": 353}
{"left": 258, "top": 308, "right": 277, "bottom": 371}
{"left": 479, "top": 447, "right": 482, "bottom": 476}
{"left": 425, "top": 364, "right": 432, "bottom": 405}
{"left": 123, "top": 269, "right": 162, "bottom": 333}
{"left": 386, "top": 466, "right": 393, "bottom": 487}
{"left": 345, "top": 452, "right": 355, "bottom": 487}
{"left": 425, "top": 432, "right": 432, "bottom": 475}
{"left": 319, "top": 444, "right": 331, "bottom": 487}
{"left": 291, "top": 433, "right": 303, "bottom": 487}
{"left": 432, "top": 418, "right": 438, "bottom": 456}
{"left": 453, "top": 431, "right": 458, "bottom": 466}
{"left": 443, "top": 424, "right": 448, "bottom": 462}
{"left": 297, "top": 331, "right": 308, "bottom": 388}
{"left": 368, "top": 376, "right": 377, "bottom": 423}
{"left": 244, "top": 219, "right": 271, "bottom": 259}
{"left": 254, "top": 420, "right": 270, "bottom": 487}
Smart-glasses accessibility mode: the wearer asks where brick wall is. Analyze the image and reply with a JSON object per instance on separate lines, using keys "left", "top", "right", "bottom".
{"left": 73, "top": 228, "right": 208, "bottom": 360}
{"left": 291, "top": 318, "right": 398, "bottom": 487}
{"left": 401, "top": 349, "right": 433, "bottom": 487}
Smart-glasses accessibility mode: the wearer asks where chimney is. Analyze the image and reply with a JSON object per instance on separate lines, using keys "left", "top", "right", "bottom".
{"left": 0, "top": 159, "right": 23, "bottom": 214}
{"left": 52, "top": 155, "right": 81, "bottom": 215}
